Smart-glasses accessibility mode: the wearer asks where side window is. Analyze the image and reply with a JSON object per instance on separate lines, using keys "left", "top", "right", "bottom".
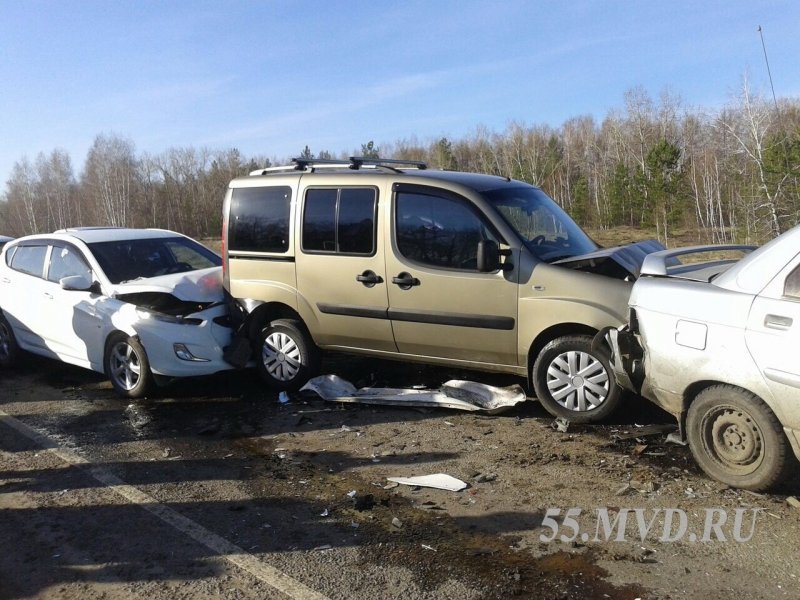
{"left": 302, "top": 188, "right": 376, "bottom": 255}
{"left": 784, "top": 263, "right": 800, "bottom": 299}
{"left": 229, "top": 186, "right": 291, "bottom": 253}
{"left": 10, "top": 245, "right": 48, "bottom": 278}
{"left": 47, "top": 245, "right": 92, "bottom": 284}
{"left": 396, "top": 191, "right": 496, "bottom": 270}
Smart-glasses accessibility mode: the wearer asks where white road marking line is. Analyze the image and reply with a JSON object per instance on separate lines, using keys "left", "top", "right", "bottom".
{"left": 0, "top": 409, "right": 330, "bottom": 600}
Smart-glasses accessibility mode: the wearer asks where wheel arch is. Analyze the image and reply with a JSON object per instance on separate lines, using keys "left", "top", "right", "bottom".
{"left": 243, "top": 302, "right": 308, "bottom": 342}
{"left": 526, "top": 322, "right": 598, "bottom": 387}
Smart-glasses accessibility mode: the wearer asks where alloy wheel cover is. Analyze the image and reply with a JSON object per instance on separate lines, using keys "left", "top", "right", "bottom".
{"left": 109, "top": 341, "right": 141, "bottom": 391}
{"left": 546, "top": 350, "right": 609, "bottom": 412}
{"left": 262, "top": 332, "right": 302, "bottom": 381}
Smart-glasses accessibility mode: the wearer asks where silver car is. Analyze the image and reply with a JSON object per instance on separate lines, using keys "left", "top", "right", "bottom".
{"left": 607, "top": 227, "right": 800, "bottom": 490}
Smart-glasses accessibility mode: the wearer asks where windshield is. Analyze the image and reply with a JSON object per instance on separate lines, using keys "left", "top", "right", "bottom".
{"left": 483, "top": 185, "right": 597, "bottom": 262}
{"left": 88, "top": 236, "right": 221, "bottom": 284}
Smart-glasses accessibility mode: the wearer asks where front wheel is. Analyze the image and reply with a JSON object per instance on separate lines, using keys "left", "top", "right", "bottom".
{"left": 104, "top": 333, "right": 153, "bottom": 398}
{"left": 686, "top": 385, "right": 793, "bottom": 491}
{"left": 256, "top": 319, "right": 320, "bottom": 391}
{"left": 532, "top": 334, "right": 621, "bottom": 423}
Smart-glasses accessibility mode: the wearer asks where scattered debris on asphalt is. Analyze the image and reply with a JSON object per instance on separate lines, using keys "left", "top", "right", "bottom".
{"left": 611, "top": 424, "right": 676, "bottom": 441}
{"left": 386, "top": 474, "right": 468, "bottom": 492}
{"left": 300, "top": 375, "right": 527, "bottom": 413}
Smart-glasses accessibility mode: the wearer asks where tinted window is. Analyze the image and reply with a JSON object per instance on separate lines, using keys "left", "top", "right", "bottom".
{"left": 10, "top": 245, "right": 48, "bottom": 277}
{"left": 229, "top": 186, "right": 291, "bottom": 253}
{"left": 88, "top": 236, "right": 221, "bottom": 284}
{"left": 339, "top": 189, "right": 376, "bottom": 254}
{"left": 396, "top": 191, "right": 496, "bottom": 270}
{"left": 48, "top": 245, "right": 92, "bottom": 283}
{"left": 303, "top": 189, "right": 337, "bottom": 252}
{"left": 302, "top": 188, "right": 376, "bottom": 255}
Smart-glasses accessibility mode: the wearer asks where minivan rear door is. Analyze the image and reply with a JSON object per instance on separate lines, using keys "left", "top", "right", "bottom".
{"left": 295, "top": 185, "right": 397, "bottom": 353}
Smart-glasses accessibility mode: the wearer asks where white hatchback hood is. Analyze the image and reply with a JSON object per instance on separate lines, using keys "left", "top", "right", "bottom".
{"left": 110, "top": 267, "right": 224, "bottom": 303}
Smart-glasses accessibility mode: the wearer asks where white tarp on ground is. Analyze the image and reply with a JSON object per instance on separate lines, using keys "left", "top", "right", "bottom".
{"left": 299, "top": 374, "right": 528, "bottom": 414}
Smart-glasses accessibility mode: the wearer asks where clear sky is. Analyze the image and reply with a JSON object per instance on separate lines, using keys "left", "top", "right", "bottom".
{"left": 1, "top": 0, "right": 798, "bottom": 186}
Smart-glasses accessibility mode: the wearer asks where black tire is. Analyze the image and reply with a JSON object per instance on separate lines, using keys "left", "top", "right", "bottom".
{"left": 0, "top": 313, "right": 21, "bottom": 368}
{"left": 686, "top": 385, "right": 792, "bottom": 491}
{"left": 255, "top": 319, "right": 320, "bottom": 391}
{"left": 532, "top": 334, "right": 621, "bottom": 423}
{"left": 104, "top": 333, "right": 153, "bottom": 399}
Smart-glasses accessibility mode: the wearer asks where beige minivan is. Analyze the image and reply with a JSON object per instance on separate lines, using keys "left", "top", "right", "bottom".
{"left": 221, "top": 157, "right": 661, "bottom": 422}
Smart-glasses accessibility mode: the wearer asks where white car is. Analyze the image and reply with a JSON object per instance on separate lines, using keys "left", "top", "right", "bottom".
{"left": 607, "top": 227, "right": 800, "bottom": 490}
{"left": 0, "top": 228, "right": 234, "bottom": 397}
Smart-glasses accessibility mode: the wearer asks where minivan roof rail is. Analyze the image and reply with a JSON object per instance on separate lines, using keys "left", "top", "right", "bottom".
{"left": 249, "top": 156, "right": 427, "bottom": 176}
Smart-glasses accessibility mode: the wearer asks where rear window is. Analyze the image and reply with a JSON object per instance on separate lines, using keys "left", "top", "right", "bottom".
{"left": 229, "top": 186, "right": 292, "bottom": 253}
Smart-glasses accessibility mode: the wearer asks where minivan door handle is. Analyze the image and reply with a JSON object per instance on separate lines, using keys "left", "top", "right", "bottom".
{"left": 391, "top": 272, "right": 420, "bottom": 290}
{"left": 356, "top": 270, "right": 383, "bottom": 287}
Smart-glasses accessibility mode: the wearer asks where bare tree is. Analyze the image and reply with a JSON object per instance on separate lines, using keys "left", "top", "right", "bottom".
{"left": 6, "top": 158, "right": 39, "bottom": 234}
{"left": 36, "top": 149, "right": 76, "bottom": 231}
{"left": 715, "top": 76, "right": 783, "bottom": 240}
{"left": 82, "top": 133, "right": 138, "bottom": 227}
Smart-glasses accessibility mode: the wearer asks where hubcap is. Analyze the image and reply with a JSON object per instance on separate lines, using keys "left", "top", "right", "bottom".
{"left": 109, "top": 341, "right": 141, "bottom": 391}
{"left": 262, "top": 332, "right": 302, "bottom": 381}
{"left": 704, "top": 407, "right": 763, "bottom": 473}
{"left": 546, "top": 350, "right": 609, "bottom": 412}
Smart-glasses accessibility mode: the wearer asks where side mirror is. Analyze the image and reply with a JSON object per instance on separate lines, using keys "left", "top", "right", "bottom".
{"left": 60, "top": 274, "right": 94, "bottom": 292}
{"left": 477, "top": 240, "right": 503, "bottom": 272}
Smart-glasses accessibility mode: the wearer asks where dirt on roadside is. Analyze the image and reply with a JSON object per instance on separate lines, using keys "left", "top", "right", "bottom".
{"left": 2, "top": 353, "right": 800, "bottom": 599}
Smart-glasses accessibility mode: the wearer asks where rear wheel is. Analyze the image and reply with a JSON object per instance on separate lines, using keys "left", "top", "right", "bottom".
{"left": 104, "top": 333, "right": 153, "bottom": 398}
{"left": 256, "top": 319, "right": 320, "bottom": 391}
{"left": 0, "top": 313, "right": 21, "bottom": 368}
{"left": 686, "top": 385, "right": 792, "bottom": 491}
{"left": 532, "top": 334, "right": 621, "bottom": 423}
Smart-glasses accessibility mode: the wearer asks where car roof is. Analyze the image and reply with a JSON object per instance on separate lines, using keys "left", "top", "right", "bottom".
{"left": 714, "top": 223, "right": 800, "bottom": 294}
{"left": 7, "top": 228, "right": 184, "bottom": 246}
{"left": 53, "top": 227, "right": 184, "bottom": 244}
{"left": 236, "top": 158, "right": 528, "bottom": 194}
{"left": 0, "top": 235, "right": 13, "bottom": 242}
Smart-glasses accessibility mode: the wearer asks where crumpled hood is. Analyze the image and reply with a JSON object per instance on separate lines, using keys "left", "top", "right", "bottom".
{"left": 553, "top": 239, "right": 666, "bottom": 279}
{"left": 110, "top": 267, "right": 224, "bottom": 303}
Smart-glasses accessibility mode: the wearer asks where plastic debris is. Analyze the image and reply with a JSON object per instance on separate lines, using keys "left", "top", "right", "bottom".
{"left": 552, "top": 417, "right": 570, "bottom": 433}
{"left": 391, "top": 517, "right": 403, "bottom": 529}
{"left": 386, "top": 473, "right": 468, "bottom": 492}
{"left": 278, "top": 391, "right": 290, "bottom": 404}
{"left": 787, "top": 496, "right": 800, "bottom": 510}
{"left": 300, "top": 374, "right": 527, "bottom": 414}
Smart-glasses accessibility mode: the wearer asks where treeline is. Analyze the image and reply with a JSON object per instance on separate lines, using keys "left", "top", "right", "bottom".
{"left": 2, "top": 83, "right": 799, "bottom": 245}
